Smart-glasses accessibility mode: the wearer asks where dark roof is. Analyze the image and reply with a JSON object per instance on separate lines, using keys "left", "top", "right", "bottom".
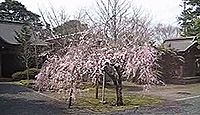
{"left": 0, "top": 20, "right": 48, "bottom": 46}
{"left": 163, "top": 37, "right": 197, "bottom": 52}
{"left": 0, "top": 20, "right": 23, "bottom": 44}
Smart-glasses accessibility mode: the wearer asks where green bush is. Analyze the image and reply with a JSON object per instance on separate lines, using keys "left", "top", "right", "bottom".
{"left": 24, "top": 68, "right": 40, "bottom": 79}
{"left": 12, "top": 68, "right": 40, "bottom": 81}
{"left": 12, "top": 71, "right": 26, "bottom": 81}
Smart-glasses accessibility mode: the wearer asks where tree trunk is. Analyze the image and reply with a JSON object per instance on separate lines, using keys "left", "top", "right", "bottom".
{"left": 115, "top": 82, "right": 123, "bottom": 106}
{"left": 34, "top": 45, "right": 39, "bottom": 69}
{"left": 115, "top": 66, "right": 123, "bottom": 106}
{"left": 104, "top": 63, "right": 124, "bottom": 106}
{"left": 68, "top": 87, "right": 73, "bottom": 108}
{"left": 26, "top": 62, "right": 29, "bottom": 80}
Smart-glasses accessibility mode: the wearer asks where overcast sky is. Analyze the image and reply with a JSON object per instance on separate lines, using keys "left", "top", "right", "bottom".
{"left": 1, "top": 0, "right": 183, "bottom": 26}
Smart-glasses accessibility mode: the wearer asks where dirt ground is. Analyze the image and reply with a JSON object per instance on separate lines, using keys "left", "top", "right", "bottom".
{"left": 139, "top": 83, "right": 200, "bottom": 100}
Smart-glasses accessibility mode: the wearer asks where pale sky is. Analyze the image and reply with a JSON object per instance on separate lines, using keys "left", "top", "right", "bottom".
{"left": 1, "top": 0, "right": 183, "bottom": 26}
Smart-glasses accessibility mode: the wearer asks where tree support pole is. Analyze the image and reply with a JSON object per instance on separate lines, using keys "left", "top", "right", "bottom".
{"left": 101, "top": 73, "right": 106, "bottom": 104}
{"left": 95, "top": 77, "right": 99, "bottom": 99}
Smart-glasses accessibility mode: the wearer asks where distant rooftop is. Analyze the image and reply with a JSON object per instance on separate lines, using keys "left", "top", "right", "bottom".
{"left": 163, "top": 36, "right": 197, "bottom": 52}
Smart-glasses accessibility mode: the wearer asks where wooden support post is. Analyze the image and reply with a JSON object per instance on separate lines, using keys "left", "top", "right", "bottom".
{"left": 95, "top": 77, "right": 99, "bottom": 99}
{"left": 101, "top": 73, "right": 106, "bottom": 104}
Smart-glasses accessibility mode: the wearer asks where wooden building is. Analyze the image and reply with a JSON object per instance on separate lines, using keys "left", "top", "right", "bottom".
{"left": 0, "top": 20, "right": 47, "bottom": 78}
{"left": 163, "top": 37, "right": 200, "bottom": 83}
{"left": 0, "top": 21, "right": 23, "bottom": 77}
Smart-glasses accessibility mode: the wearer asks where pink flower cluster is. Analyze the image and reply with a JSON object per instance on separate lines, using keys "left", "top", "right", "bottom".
{"left": 35, "top": 33, "right": 159, "bottom": 93}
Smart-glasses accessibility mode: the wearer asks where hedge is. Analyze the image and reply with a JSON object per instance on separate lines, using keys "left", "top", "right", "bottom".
{"left": 12, "top": 68, "right": 40, "bottom": 81}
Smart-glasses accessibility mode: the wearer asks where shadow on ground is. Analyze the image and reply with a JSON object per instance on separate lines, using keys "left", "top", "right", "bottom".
{"left": 0, "top": 96, "right": 69, "bottom": 115}
{"left": 0, "top": 83, "right": 31, "bottom": 94}
{"left": 0, "top": 83, "right": 92, "bottom": 115}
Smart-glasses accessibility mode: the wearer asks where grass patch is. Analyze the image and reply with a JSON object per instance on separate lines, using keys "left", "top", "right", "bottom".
{"left": 76, "top": 87, "right": 162, "bottom": 113}
{"left": 79, "top": 82, "right": 95, "bottom": 90}
{"left": 15, "top": 80, "right": 34, "bottom": 87}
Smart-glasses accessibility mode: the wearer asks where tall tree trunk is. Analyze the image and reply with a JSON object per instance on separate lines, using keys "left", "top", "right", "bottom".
{"left": 26, "top": 61, "right": 29, "bottom": 80}
{"left": 34, "top": 45, "right": 39, "bottom": 69}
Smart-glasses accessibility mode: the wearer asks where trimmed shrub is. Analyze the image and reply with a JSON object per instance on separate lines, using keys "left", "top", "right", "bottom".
{"left": 12, "top": 68, "right": 40, "bottom": 81}
{"left": 24, "top": 68, "right": 40, "bottom": 79}
{"left": 12, "top": 72, "right": 26, "bottom": 81}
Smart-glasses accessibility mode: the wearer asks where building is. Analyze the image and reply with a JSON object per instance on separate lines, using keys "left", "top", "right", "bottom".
{"left": 0, "top": 21, "right": 23, "bottom": 77}
{"left": 0, "top": 20, "right": 47, "bottom": 78}
{"left": 163, "top": 37, "right": 200, "bottom": 84}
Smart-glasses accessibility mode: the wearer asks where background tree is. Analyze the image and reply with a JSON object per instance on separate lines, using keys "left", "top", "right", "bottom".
{"left": 15, "top": 25, "right": 33, "bottom": 80}
{"left": 0, "top": 0, "right": 40, "bottom": 23}
{"left": 53, "top": 20, "right": 88, "bottom": 35}
{"left": 38, "top": 6, "right": 69, "bottom": 29}
{"left": 93, "top": 0, "right": 153, "bottom": 46}
{"left": 179, "top": 0, "right": 200, "bottom": 37}
{"left": 154, "top": 24, "right": 180, "bottom": 44}
{"left": 38, "top": 6, "right": 90, "bottom": 54}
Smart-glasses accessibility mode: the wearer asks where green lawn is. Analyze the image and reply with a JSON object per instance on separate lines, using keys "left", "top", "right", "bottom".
{"left": 76, "top": 86, "right": 162, "bottom": 113}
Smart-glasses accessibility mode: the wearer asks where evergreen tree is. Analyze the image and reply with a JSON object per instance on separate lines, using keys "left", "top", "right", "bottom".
{"left": 179, "top": 0, "right": 200, "bottom": 37}
{"left": 0, "top": 0, "right": 40, "bottom": 23}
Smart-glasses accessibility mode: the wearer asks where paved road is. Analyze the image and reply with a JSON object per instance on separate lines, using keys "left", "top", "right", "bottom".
{"left": 1, "top": 82, "right": 200, "bottom": 115}
{"left": 0, "top": 82, "right": 92, "bottom": 115}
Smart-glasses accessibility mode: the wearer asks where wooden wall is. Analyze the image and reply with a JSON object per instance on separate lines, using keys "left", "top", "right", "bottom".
{"left": 181, "top": 44, "right": 200, "bottom": 77}
{"left": 0, "top": 39, "right": 23, "bottom": 77}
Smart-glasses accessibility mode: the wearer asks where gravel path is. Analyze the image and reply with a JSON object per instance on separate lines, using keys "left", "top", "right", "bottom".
{"left": 0, "top": 82, "right": 92, "bottom": 115}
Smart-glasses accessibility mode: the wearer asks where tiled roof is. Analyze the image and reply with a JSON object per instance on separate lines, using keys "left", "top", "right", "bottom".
{"left": 0, "top": 20, "right": 22, "bottom": 44}
{"left": 163, "top": 37, "right": 197, "bottom": 52}
{"left": 0, "top": 20, "right": 48, "bottom": 46}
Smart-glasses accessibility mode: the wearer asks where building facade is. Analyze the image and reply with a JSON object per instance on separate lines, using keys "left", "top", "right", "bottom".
{"left": 163, "top": 37, "right": 200, "bottom": 84}
{"left": 0, "top": 21, "right": 24, "bottom": 77}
